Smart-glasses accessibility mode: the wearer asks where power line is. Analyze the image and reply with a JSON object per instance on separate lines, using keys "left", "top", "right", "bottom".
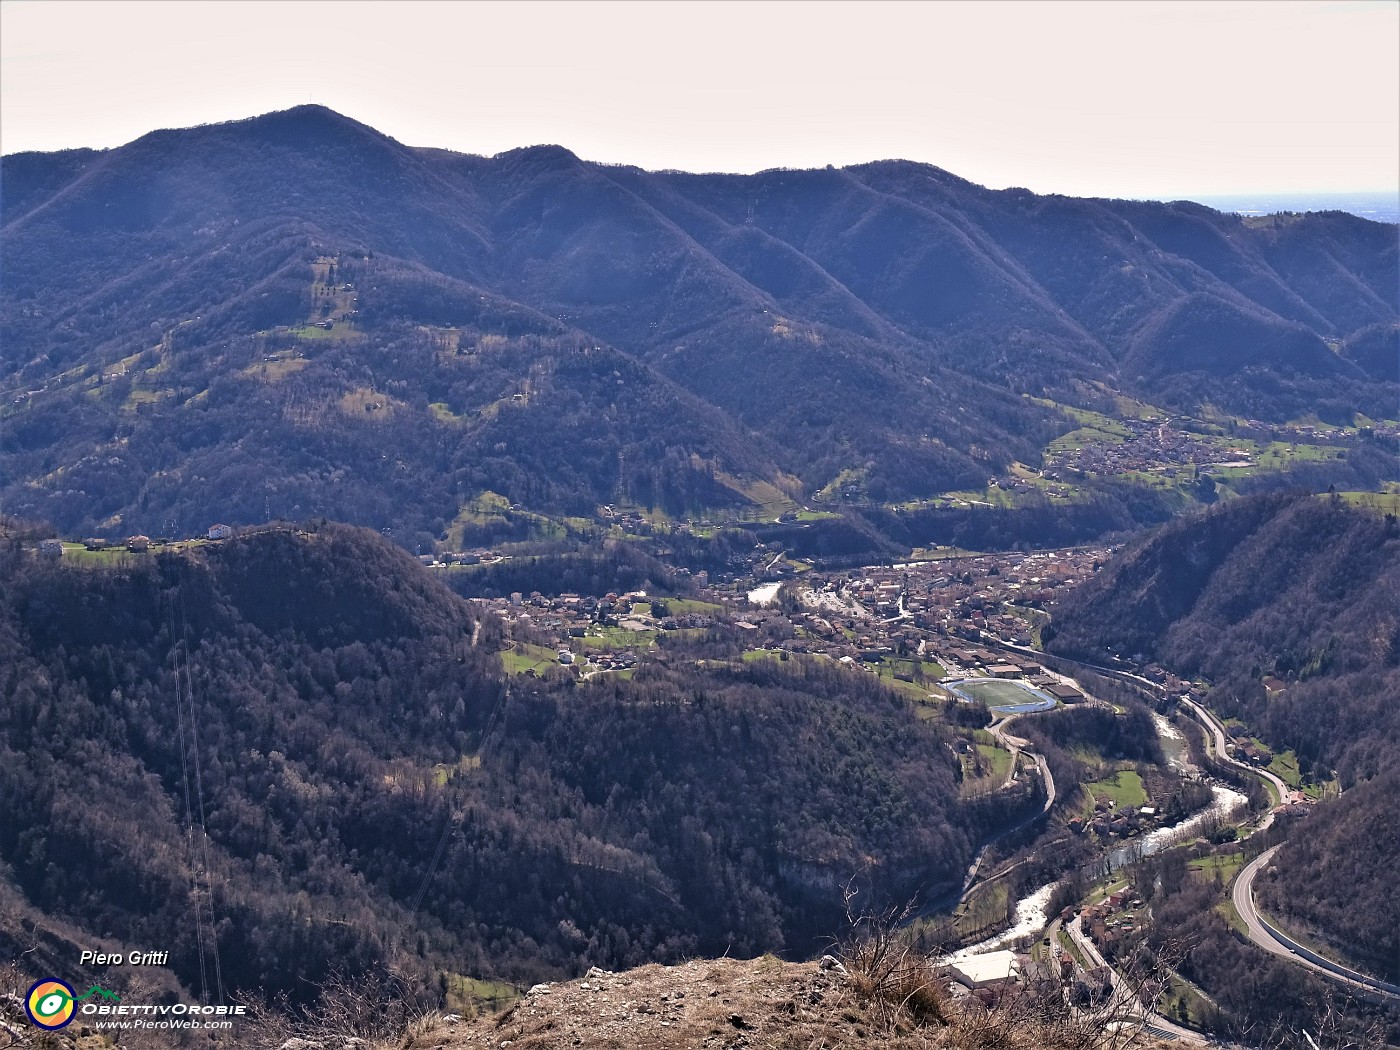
{"left": 406, "top": 675, "right": 508, "bottom": 922}
{"left": 179, "top": 582, "right": 225, "bottom": 1002}
{"left": 168, "top": 600, "right": 210, "bottom": 1003}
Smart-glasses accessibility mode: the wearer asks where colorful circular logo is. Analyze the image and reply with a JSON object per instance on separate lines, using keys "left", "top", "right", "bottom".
{"left": 26, "top": 978, "right": 76, "bottom": 1029}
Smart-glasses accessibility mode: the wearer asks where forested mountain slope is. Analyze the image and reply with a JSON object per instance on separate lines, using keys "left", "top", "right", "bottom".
{"left": 1046, "top": 492, "right": 1400, "bottom": 785}
{"left": 0, "top": 522, "right": 988, "bottom": 999}
{"left": 2, "top": 106, "right": 1395, "bottom": 539}
{"left": 1045, "top": 492, "right": 1400, "bottom": 979}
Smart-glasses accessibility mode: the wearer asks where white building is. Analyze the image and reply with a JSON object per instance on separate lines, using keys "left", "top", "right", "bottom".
{"left": 948, "top": 950, "right": 1020, "bottom": 990}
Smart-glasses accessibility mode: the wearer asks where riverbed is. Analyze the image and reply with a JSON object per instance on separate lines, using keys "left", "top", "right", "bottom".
{"left": 1109, "top": 784, "right": 1249, "bottom": 867}
{"left": 950, "top": 881, "right": 1061, "bottom": 959}
{"left": 952, "top": 783, "right": 1250, "bottom": 959}
{"left": 1153, "top": 713, "right": 1191, "bottom": 773}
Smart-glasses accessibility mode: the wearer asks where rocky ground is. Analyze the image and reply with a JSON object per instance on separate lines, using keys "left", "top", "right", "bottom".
{"left": 387, "top": 955, "right": 1167, "bottom": 1050}
{"left": 413, "top": 957, "right": 877, "bottom": 1050}
{"left": 1, "top": 955, "right": 1170, "bottom": 1050}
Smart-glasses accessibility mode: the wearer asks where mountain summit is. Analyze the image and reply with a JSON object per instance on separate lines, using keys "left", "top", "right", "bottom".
{"left": 2, "top": 106, "right": 1395, "bottom": 540}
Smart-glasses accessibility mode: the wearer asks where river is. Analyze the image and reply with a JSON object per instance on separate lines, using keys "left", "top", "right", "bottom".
{"left": 1107, "top": 784, "right": 1248, "bottom": 868}
{"left": 1153, "top": 713, "right": 1191, "bottom": 773}
{"left": 952, "top": 784, "right": 1249, "bottom": 959}
{"left": 950, "top": 881, "right": 1061, "bottom": 959}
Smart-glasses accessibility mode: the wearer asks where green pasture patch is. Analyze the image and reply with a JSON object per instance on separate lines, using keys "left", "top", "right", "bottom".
{"left": 500, "top": 643, "right": 561, "bottom": 676}
{"left": 429, "top": 402, "right": 467, "bottom": 424}
{"left": 1189, "top": 851, "right": 1245, "bottom": 884}
{"left": 246, "top": 357, "right": 310, "bottom": 382}
{"left": 432, "top": 754, "right": 483, "bottom": 786}
{"left": 121, "top": 386, "right": 172, "bottom": 411}
{"left": 585, "top": 626, "right": 657, "bottom": 650}
{"left": 444, "top": 974, "right": 520, "bottom": 1013}
{"left": 291, "top": 323, "right": 364, "bottom": 342}
{"left": 975, "top": 743, "right": 1013, "bottom": 780}
{"left": 1334, "top": 491, "right": 1400, "bottom": 515}
{"left": 871, "top": 656, "right": 945, "bottom": 683}
{"left": 1267, "top": 750, "right": 1302, "bottom": 789}
{"left": 741, "top": 648, "right": 783, "bottom": 664}
{"left": 715, "top": 472, "right": 800, "bottom": 519}
{"left": 1048, "top": 423, "right": 1130, "bottom": 454}
{"left": 662, "top": 597, "right": 726, "bottom": 616}
{"left": 58, "top": 543, "right": 137, "bottom": 567}
{"left": 1082, "top": 770, "right": 1147, "bottom": 810}
{"left": 953, "top": 879, "right": 1011, "bottom": 941}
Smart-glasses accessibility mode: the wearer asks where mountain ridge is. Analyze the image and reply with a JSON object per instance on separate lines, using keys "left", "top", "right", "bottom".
{"left": 3, "top": 105, "right": 1395, "bottom": 541}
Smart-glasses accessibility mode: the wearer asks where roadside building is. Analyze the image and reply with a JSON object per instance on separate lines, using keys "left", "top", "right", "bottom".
{"left": 947, "top": 950, "right": 1020, "bottom": 990}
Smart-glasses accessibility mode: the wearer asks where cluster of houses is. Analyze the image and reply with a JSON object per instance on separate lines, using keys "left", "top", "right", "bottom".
{"left": 1044, "top": 416, "right": 1256, "bottom": 479}
{"left": 478, "top": 589, "right": 720, "bottom": 677}
{"left": 1278, "top": 418, "right": 1400, "bottom": 442}
{"left": 1076, "top": 889, "right": 1146, "bottom": 960}
{"left": 980, "top": 475, "right": 1077, "bottom": 500}
{"left": 419, "top": 550, "right": 486, "bottom": 566}
{"left": 1228, "top": 733, "right": 1274, "bottom": 767}
{"left": 1068, "top": 798, "right": 1158, "bottom": 840}
{"left": 509, "top": 549, "right": 1111, "bottom": 696}
{"left": 787, "top": 548, "right": 1105, "bottom": 636}
{"left": 943, "top": 888, "right": 1156, "bottom": 1012}
{"left": 35, "top": 523, "right": 237, "bottom": 561}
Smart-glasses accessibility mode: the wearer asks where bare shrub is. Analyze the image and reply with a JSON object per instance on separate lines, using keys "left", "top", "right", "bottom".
{"left": 837, "top": 884, "right": 951, "bottom": 1027}
{"left": 237, "top": 966, "right": 433, "bottom": 1050}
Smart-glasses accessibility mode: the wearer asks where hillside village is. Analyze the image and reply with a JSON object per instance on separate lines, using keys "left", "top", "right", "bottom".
{"left": 466, "top": 545, "right": 1122, "bottom": 699}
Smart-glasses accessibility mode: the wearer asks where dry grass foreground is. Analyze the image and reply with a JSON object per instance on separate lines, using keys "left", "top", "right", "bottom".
{"left": 387, "top": 956, "right": 1169, "bottom": 1050}
{"left": 0, "top": 955, "right": 1169, "bottom": 1049}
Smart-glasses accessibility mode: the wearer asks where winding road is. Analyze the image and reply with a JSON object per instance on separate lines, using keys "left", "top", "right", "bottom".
{"left": 1180, "top": 697, "right": 1290, "bottom": 806}
{"left": 922, "top": 713, "right": 1059, "bottom": 914}
{"left": 968, "top": 636, "right": 1400, "bottom": 1032}
{"left": 1233, "top": 846, "right": 1400, "bottom": 1005}
{"left": 958, "top": 715, "right": 1057, "bottom": 891}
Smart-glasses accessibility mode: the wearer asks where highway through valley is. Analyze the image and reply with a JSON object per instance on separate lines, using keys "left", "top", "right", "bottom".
{"left": 1233, "top": 846, "right": 1400, "bottom": 1006}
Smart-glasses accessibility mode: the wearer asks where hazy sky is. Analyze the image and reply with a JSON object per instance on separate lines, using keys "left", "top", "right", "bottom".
{"left": 2, "top": 0, "right": 1397, "bottom": 198}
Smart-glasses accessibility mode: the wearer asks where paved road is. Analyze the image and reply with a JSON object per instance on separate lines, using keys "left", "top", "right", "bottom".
{"left": 987, "top": 636, "right": 1290, "bottom": 813}
{"left": 987, "top": 715, "right": 1029, "bottom": 789}
{"left": 1233, "top": 847, "right": 1400, "bottom": 1005}
{"left": 1064, "top": 915, "right": 1211, "bottom": 1045}
{"left": 1181, "top": 697, "right": 1290, "bottom": 805}
{"left": 988, "top": 713, "right": 1057, "bottom": 808}
{"left": 927, "top": 718, "right": 1058, "bottom": 911}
